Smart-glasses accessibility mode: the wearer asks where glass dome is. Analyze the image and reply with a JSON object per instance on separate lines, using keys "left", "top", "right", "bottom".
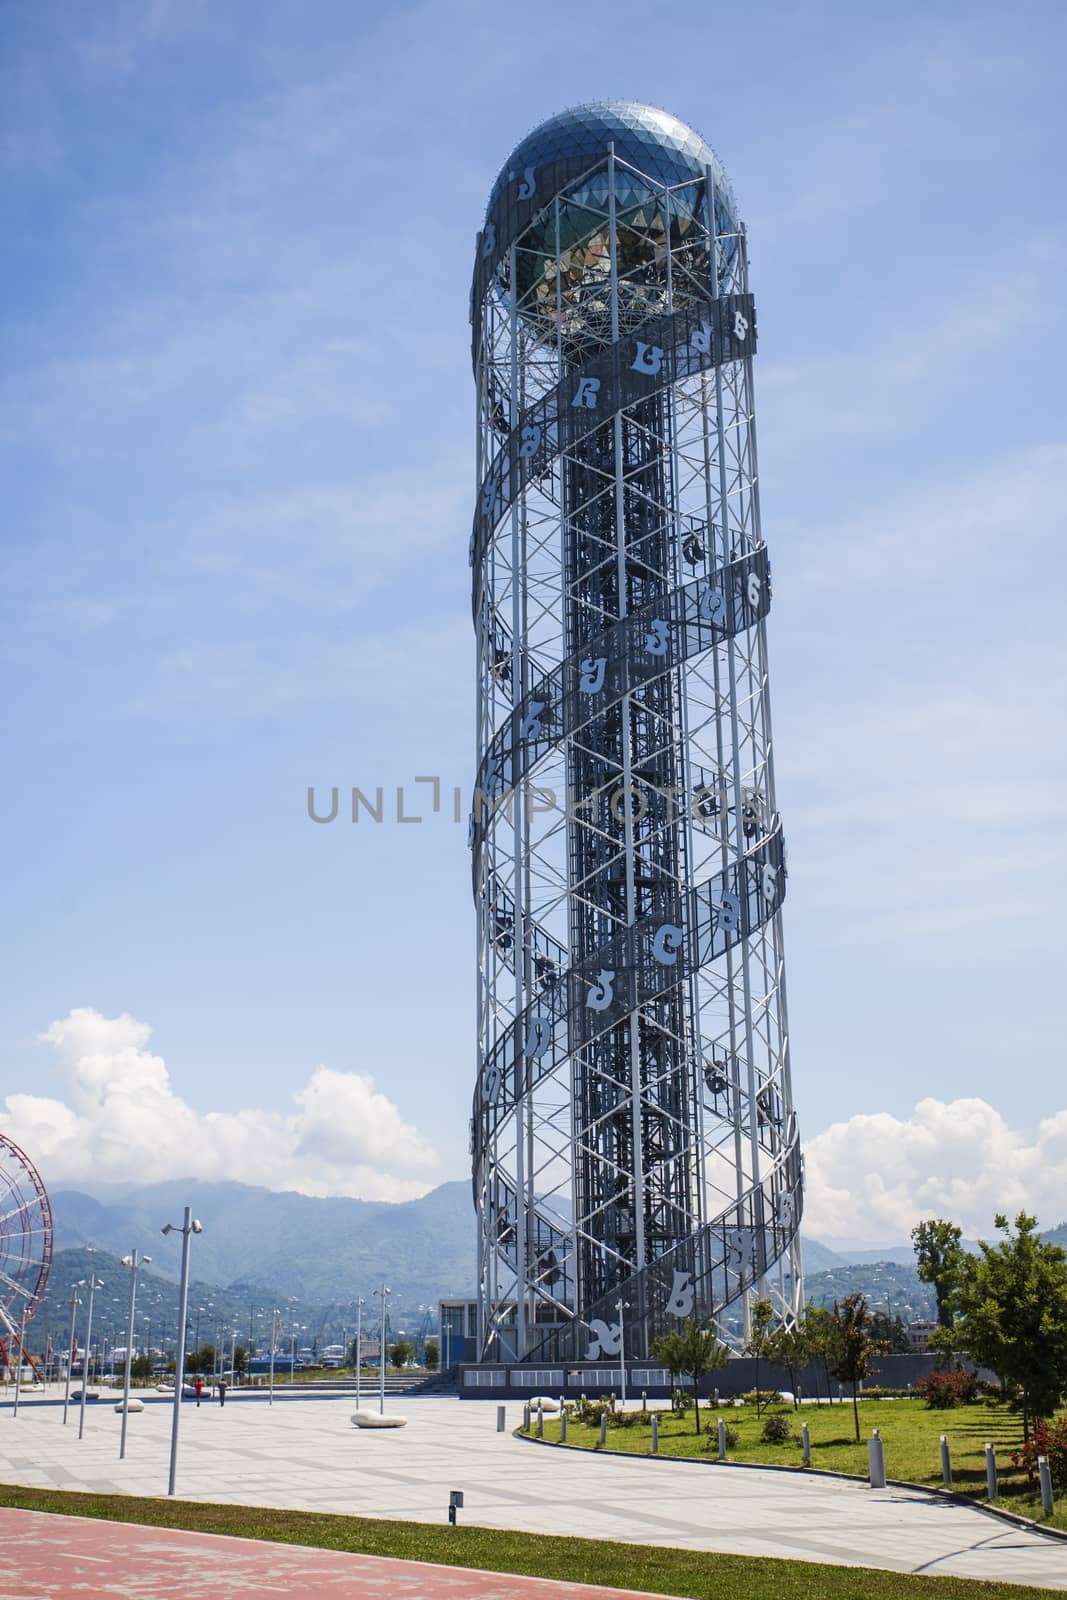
{"left": 486, "top": 102, "right": 738, "bottom": 355}
{"left": 486, "top": 101, "right": 736, "bottom": 222}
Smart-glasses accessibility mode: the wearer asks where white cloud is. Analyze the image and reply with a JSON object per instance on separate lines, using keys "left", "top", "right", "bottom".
{"left": 3, "top": 1007, "right": 438, "bottom": 1201}
{"left": 803, "top": 1096, "right": 1067, "bottom": 1242}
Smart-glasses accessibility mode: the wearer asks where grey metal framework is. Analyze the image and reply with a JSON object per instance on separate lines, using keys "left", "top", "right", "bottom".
{"left": 470, "top": 103, "right": 802, "bottom": 1364}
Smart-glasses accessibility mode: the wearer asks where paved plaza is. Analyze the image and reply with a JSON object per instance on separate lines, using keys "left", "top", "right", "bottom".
{"left": 1, "top": 1392, "right": 1065, "bottom": 1590}
{"left": 0, "top": 1506, "right": 670, "bottom": 1600}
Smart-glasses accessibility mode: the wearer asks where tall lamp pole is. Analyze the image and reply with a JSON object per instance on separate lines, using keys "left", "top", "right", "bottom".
{"left": 229, "top": 1329, "right": 237, "bottom": 1385}
{"left": 12, "top": 1306, "right": 28, "bottom": 1417}
{"left": 119, "top": 1249, "right": 151, "bottom": 1460}
{"left": 161, "top": 1207, "right": 203, "bottom": 1497}
{"left": 62, "top": 1291, "right": 81, "bottom": 1424}
{"left": 77, "top": 1275, "right": 104, "bottom": 1440}
{"left": 615, "top": 1299, "right": 630, "bottom": 1410}
{"left": 269, "top": 1309, "right": 279, "bottom": 1405}
{"left": 355, "top": 1296, "right": 365, "bottom": 1409}
{"left": 374, "top": 1284, "right": 390, "bottom": 1415}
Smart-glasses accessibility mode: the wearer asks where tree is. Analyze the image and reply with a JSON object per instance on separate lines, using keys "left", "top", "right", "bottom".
{"left": 949, "top": 1213, "right": 1067, "bottom": 1441}
{"left": 763, "top": 1319, "right": 811, "bottom": 1408}
{"left": 390, "top": 1339, "right": 414, "bottom": 1370}
{"left": 804, "top": 1305, "right": 835, "bottom": 1404}
{"left": 348, "top": 1338, "right": 361, "bottom": 1368}
{"left": 424, "top": 1338, "right": 440, "bottom": 1371}
{"left": 650, "top": 1328, "right": 687, "bottom": 1411}
{"left": 829, "top": 1293, "right": 880, "bottom": 1442}
{"left": 912, "top": 1218, "right": 964, "bottom": 1329}
{"left": 869, "top": 1312, "right": 911, "bottom": 1354}
{"left": 652, "top": 1320, "right": 727, "bottom": 1433}
{"left": 130, "top": 1354, "right": 153, "bottom": 1384}
{"left": 233, "top": 1344, "right": 248, "bottom": 1379}
{"left": 184, "top": 1342, "right": 216, "bottom": 1377}
{"left": 745, "top": 1298, "right": 775, "bottom": 1416}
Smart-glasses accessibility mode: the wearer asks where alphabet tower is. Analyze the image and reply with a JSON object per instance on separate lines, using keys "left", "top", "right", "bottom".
{"left": 470, "top": 103, "right": 802, "bottom": 1364}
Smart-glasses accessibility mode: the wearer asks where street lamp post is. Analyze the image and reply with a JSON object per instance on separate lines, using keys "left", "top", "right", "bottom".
{"left": 77, "top": 1276, "right": 104, "bottom": 1439}
{"left": 119, "top": 1249, "right": 151, "bottom": 1460}
{"left": 161, "top": 1207, "right": 203, "bottom": 1497}
{"left": 62, "top": 1291, "right": 81, "bottom": 1424}
{"left": 374, "top": 1284, "right": 390, "bottom": 1415}
{"left": 12, "top": 1307, "right": 28, "bottom": 1417}
{"left": 269, "top": 1309, "right": 279, "bottom": 1405}
{"left": 354, "top": 1297, "right": 365, "bottom": 1409}
{"left": 230, "top": 1330, "right": 237, "bottom": 1385}
{"left": 615, "top": 1299, "right": 630, "bottom": 1410}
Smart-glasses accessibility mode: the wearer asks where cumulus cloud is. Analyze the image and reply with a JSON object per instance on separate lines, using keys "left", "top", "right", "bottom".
{"left": 3, "top": 1007, "right": 438, "bottom": 1201}
{"left": 803, "top": 1096, "right": 1067, "bottom": 1242}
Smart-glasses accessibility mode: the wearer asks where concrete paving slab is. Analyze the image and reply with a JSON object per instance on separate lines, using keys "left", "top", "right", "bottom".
{"left": 0, "top": 1392, "right": 1064, "bottom": 1589}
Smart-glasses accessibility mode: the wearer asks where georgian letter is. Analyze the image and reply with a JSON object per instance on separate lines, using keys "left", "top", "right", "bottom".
{"left": 718, "top": 890, "right": 740, "bottom": 931}
{"left": 652, "top": 923, "right": 684, "bottom": 966}
{"left": 666, "top": 1269, "right": 695, "bottom": 1318}
{"left": 579, "top": 656, "right": 607, "bottom": 694}
{"left": 761, "top": 863, "right": 778, "bottom": 902}
{"left": 481, "top": 222, "right": 496, "bottom": 259}
{"left": 631, "top": 341, "right": 664, "bottom": 376}
{"left": 586, "top": 970, "right": 615, "bottom": 1011}
{"left": 524, "top": 1015, "right": 551, "bottom": 1060}
{"left": 690, "top": 320, "right": 713, "bottom": 356}
{"left": 520, "top": 700, "right": 546, "bottom": 741}
{"left": 572, "top": 376, "right": 601, "bottom": 409}
{"left": 697, "top": 583, "right": 725, "bottom": 622}
{"left": 644, "top": 618, "right": 669, "bottom": 657}
{"left": 746, "top": 571, "right": 762, "bottom": 609}
{"left": 518, "top": 422, "right": 542, "bottom": 458}
{"left": 517, "top": 166, "right": 536, "bottom": 201}
{"left": 733, "top": 307, "right": 749, "bottom": 341}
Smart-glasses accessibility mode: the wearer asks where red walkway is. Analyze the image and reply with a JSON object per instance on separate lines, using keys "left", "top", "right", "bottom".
{"left": 0, "top": 1508, "right": 669, "bottom": 1598}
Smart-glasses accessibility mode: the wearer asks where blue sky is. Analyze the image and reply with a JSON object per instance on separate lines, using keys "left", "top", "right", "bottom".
{"left": 2, "top": 0, "right": 1065, "bottom": 1241}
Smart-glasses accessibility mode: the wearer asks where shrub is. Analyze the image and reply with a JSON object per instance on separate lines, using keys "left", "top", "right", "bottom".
{"left": 761, "top": 1413, "right": 793, "bottom": 1443}
{"left": 703, "top": 1421, "right": 739, "bottom": 1451}
{"left": 739, "top": 1389, "right": 782, "bottom": 1406}
{"left": 672, "top": 1388, "right": 694, "bottom": 1415}
{"left": 1011, "top": 1416, "right": 1067, "bottom": 1491}
{"left": 915, "top": 1369, "right": 977, "bottom": 1409}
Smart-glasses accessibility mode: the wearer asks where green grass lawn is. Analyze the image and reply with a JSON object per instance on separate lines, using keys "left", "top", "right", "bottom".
{"left": 529, "top": 1398, "right": 1066, "bottom": 1532}
{"left": 0, "top": 1481, "right": 1054, "bottom": 1600}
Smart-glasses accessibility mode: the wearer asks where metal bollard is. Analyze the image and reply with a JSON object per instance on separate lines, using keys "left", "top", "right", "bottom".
{"left": 940, "top": 1434, "right": 952, "bottom": 1487}
{"left": 985, "top": 1442, "right": 997, "bottom": 1500}
{"left": 599, "top": 1412, "right": 607, "bottom": 1447}
{"left": 651, "top": 1413, "right": 659, "bottom": 1454}
{"left": 523, "top": 1402, "right": 530, "bottom": 1432}
{"left": 537, "top": 1407, "right": 544, "bottom": 1439}
{"left": 868, "top": 1429, "right": 886, "bottom": 1489}
{"left": 713, "top": 1387, "right": 719, "bottom": 1407}
{"left": 717, "top": 1417, "right": 727, "bottom": 1461}
{"left": 1039, "top": 1455, "right": 1054, "bottom": 1517}
{"left": 802, "top": 1421, "right": 811, "bottom": 1466}
{"left": 560, "top": 1408, "right": 567, "bottom": 1443}
{"left": 497, "top": 1405, "right": 506, "bottom": 1433}
{"left": 641, "top": 1389, "right": 647, "bottom": 1411}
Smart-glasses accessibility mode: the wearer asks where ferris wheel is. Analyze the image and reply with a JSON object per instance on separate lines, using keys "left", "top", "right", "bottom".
{"left": 0, "top": 1134, "right": 53, "bottom": 1377}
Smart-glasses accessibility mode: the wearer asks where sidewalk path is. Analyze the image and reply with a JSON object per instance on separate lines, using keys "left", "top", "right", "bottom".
{"left": 0, "top": 1508, "right": 673, "bottom": 1599}
{"left": 2, "top": 1394, "right": 1065, "bottom": 1588}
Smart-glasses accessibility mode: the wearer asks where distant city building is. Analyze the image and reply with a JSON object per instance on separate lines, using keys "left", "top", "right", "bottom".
{"left": 908, "top": 1319, "right": 939, "bottom": 1353}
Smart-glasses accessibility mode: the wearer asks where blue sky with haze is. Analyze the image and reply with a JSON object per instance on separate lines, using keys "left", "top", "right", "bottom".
{"left": 2, "top": 1, "right": 1065, "bottom": 1241}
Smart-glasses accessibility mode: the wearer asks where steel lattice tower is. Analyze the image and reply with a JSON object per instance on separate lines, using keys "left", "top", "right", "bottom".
{"left": 470, "top": 103, "right": 803, "bottom": 1365}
